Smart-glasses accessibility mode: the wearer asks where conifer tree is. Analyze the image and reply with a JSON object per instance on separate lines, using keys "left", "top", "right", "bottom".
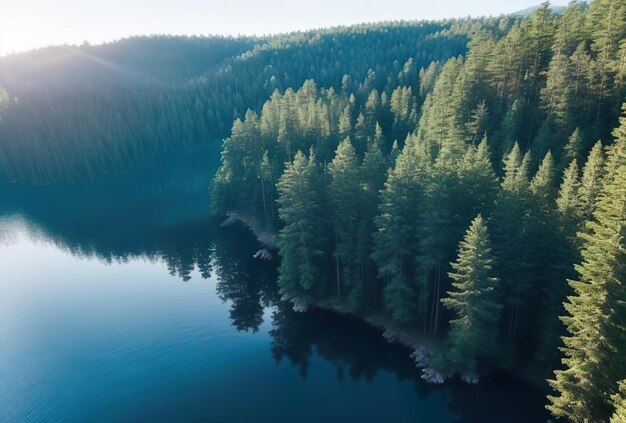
{"left": 464, "top": 100, "right": 489, "bottom": 145}
{"left": 579, "top": 140, "right": 606, "bottom": 221}
{"left": 373, "top": 136, "right": 431, "bottom": 322}
{"left": 260, "top": 150, "right": 275, "bottom": 228}
{"left": 531, "top": 151, "right": 558, "bottom": 208}
{"left": 531, "top": 121, "right": 555, "bottom": 163}
{"left": 612, "top": 380, "right": 626, "bottom": 423}
{"left": 338, "top": 104, "right": 352, "bottom": 140}
{"left": 418, "top": 61, "right": 441, "bottom": 99}
{"left": 492, "top": 143, "right": 532, "bottom": 339}
{"left": 354, "top": 113, "right": 369, "bottom": 156}
{"left": 440, "top": 215, "right": 501, "bottom": 374}
{"left": 417, "top": 57, "right": 464, "bottom": 146}
{"left": 548, "top": 105, "right": 626, "bottom": 422}
{"left": 492, "top": 100, "right": 523, "bottom": 162}
{"left": 542, "top": 1, "right": 587, "bottom": 137}
{"left": 328, "top": 138, "right": 362, "bottom": 300}
{"left": 356, "top": 139, "right": 388, "bottom": 304}
{"left": 415, "top": 178, "right": 453, "bottom": 335}
{"left": 390, "top": 86, "right": 418, "bottom": 142}
{"left": 556, "top": 159, "right": 582, "bottom": 236}
{"left": 528, "top": 151, "right": 570, "bottom": 366}
{"left": 562, "top": 127, "right": 584, "bottom": 168}
{"left": 458, "top": 136, "right": 499, "bottom": 215}
{"left": 586, "top": 0, "right": 626, "bottom": 133}
{"left": 276, "top": 149, "right": 328, "bottom": 295}
{"left": 389, "top": 140, "right": 400, "bottom": 165}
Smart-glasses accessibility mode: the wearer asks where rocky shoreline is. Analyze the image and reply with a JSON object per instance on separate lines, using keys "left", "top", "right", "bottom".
{"left": 224, "top": 212, "right": 477, "bottom": 385}
{"left": 282, "top": 292, "right": 466, "bottom": 384}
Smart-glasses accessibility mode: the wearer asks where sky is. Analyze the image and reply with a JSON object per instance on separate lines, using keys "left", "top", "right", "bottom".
{"left": 0, "top": 0, "right": 570, "bottom": 56}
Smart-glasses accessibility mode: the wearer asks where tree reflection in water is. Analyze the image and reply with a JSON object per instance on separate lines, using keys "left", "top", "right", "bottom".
{"left": 0, "top": 164, "right": 549, "bottom": 422}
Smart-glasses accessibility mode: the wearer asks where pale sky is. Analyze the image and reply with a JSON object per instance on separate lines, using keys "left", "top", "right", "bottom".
{"left": 0, "top": 0, "right": 570, "bottom": 56}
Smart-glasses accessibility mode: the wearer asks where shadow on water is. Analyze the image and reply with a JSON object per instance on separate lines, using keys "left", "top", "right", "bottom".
{"left": 269, "top": 302, "right": 549, "bottom": 422}
{"left": 0, "top": 143, "right": 549, "bottom": 422}
{"left": 0, "top": 142, "right": 281, "bottom": 333}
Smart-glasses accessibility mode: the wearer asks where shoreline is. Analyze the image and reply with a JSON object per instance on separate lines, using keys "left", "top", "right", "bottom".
{"left": 225, "top": 212, "right": 547, "bottom": 387}
{"left": 220, "top": 212, "right": 277, "bottom": 249}
{"left": 281, "top": 291, "right": 456, "bottom": 384}
{"left": 225, "top": 212, "right": 446, "bottom": 381}
{"left": 306, "top": 295, "right": 440, "bottom": 353}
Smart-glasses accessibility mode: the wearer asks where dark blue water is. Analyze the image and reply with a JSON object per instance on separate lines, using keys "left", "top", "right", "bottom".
{"left": 0, "top": 144, "right": 549, "bottom": 422}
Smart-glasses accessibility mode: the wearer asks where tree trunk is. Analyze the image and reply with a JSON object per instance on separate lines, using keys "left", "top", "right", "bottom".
{"left": 433, "top": 265, "right": 441, "bottom": 337}
{"left": 429, "top": 268, "right": 437, "bottom": 335}
{"left": 260, "top": 174, "right": 269, "bottom": 228}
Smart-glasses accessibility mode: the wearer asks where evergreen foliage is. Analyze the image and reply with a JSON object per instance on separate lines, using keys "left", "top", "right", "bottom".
{"left": 0, "top": 20, "right": 473, "bottom": 184}
{"left": 3, "top": 2, "right": 625, "bottom": 418}
{"left": 612, "top": 380, "right": 626, "bottom": 423}
{"left": 210, "top": 9, "right": 624, "bottom": 413}
{"left": 547, "top": 104, "right": 626, "bottom": 422}
{"left": 276, "top": 149, "right": 328, "bottom": 295}
{"left": 440, "top": 215, "right": 501, "bottom": 374}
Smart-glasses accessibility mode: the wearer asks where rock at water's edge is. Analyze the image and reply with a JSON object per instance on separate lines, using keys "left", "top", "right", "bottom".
{"left": 253, "top": 248, "right": 273, "bottom": 260}
{"left": 292, "top": 297, "right": 309, "bottom": 312}
{"left": 279, "top": 291, "right": 309, "bottom": 313}
{"left": 421, "top": 367, "right": 445, "bottom": 384}
{"left": 382, "top": 329, "right": 398, "bottom": 343}
{"left": 412, "top": 346, "right": 432, "bottom": 368}
{"left": 461, "top": 371, "right": 480, "bottom": 384}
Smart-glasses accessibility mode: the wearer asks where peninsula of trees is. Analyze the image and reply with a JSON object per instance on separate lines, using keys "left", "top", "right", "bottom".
{"left": 210, "top": 2, "right": 626, "bottom": 421}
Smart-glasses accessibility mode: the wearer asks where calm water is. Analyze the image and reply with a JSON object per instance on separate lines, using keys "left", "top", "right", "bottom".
{"left": 0, "top": 144, "right": 549, "bottom": 422}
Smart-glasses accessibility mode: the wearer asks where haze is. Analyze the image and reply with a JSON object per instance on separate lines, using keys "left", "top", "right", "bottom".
{"left": 0, "top": 0, "right": 569, "bottom": 56}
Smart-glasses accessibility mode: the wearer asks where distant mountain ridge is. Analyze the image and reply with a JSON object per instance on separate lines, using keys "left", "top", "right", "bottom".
{"left": 0, "top": 36, "right": 261, "bottom": 94}
{"left": 512, "top": 3, "right": 567, "bottom": 17}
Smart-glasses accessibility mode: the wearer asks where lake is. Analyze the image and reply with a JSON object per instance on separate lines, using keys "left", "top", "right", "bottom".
{"left": 0, "top": 143, "right": 549, "bottom": 422}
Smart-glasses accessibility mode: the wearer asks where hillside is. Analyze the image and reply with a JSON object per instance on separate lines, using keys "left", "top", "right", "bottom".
{"left": 0, "top": 36, "right": 261, "bottom": 94}
{"left": 0, "top": 20, "right": 476, "bottom": 184}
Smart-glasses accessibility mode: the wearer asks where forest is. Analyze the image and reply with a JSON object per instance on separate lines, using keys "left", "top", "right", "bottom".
{"left": 0, "top": 20, "right": 470, "bottom": 184}
{"left": 210, "top": 1, "right": 626, "bottom": 422}
{"left": 0, "top": 0, "right": 624, "bottom": 421}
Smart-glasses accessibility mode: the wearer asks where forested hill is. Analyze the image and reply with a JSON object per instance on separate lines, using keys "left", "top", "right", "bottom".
{"left": 0, "top": 36, "right": 261, "bottom": 93}
{"left": 211, "top": 1, "right": 626, "bottom": 421}
{"left": 0, "top": 20, "right": 475, "bottom": 184}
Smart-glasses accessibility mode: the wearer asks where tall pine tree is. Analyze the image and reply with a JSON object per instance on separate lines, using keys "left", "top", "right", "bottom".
{"left": 276, "top": 149, "right": 328, "bottom": 295}
{"left": 548, "top": 104, "right": 626, "bottom": 422}
{"left": 440, "top": 215, "right": 502, "bottom": 374}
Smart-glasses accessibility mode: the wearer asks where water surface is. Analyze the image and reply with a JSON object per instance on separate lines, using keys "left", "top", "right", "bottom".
{"left": 0, "top": 144, "right": 549, "bottom": 422}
